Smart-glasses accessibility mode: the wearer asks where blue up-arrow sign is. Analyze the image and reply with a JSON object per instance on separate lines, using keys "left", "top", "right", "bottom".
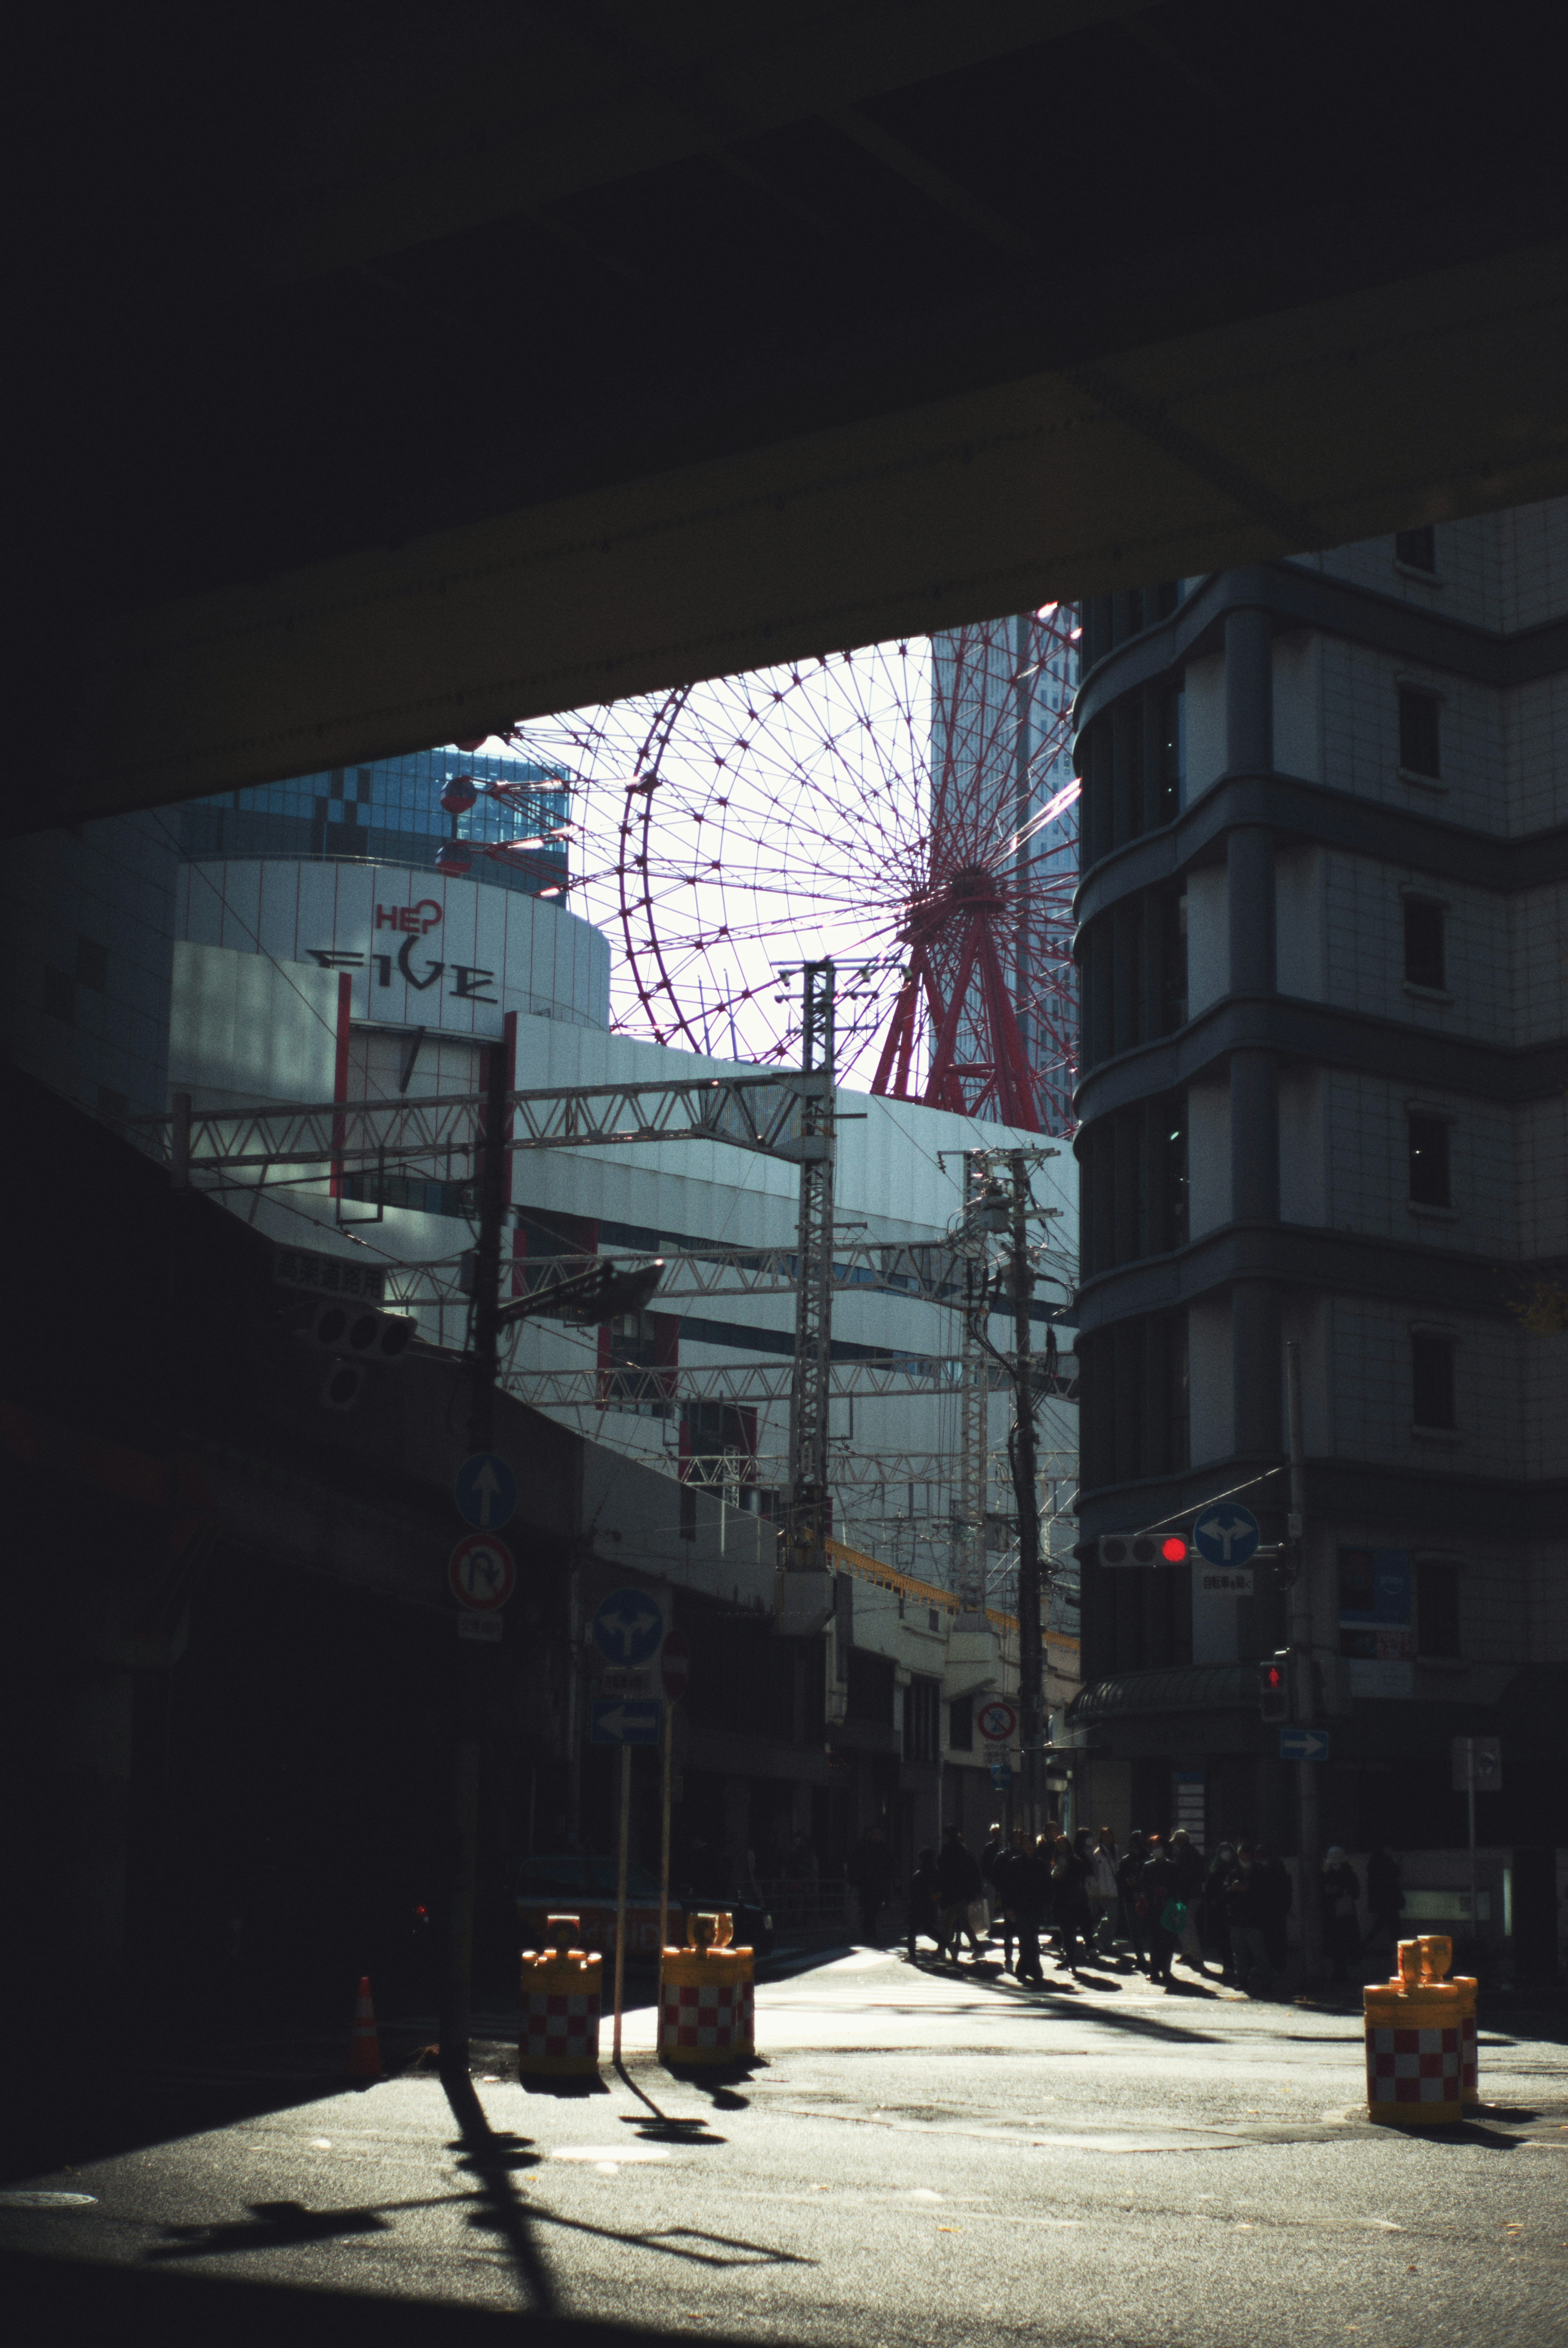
{"left": 454, "top": 1452, "right": 517, "bottom": 1531}
{"left": 1279, "top": 1727, "right": 1330, "bottom": 1762}
{"left": 590, "top": 1698, "right": 664, "bottom": 1746}
{"left": 1192, "top": 1502, "right": 1261, "bottom": 1567}
{"left": 591, "top": 1588, "right": 666, "bottom": 1667}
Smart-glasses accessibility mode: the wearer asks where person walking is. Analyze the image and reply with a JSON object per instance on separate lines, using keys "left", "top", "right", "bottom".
{"left": 1141, "top": 1834, "right": 1179, "bottom": 1988}
{"left": 1051, "top": 1833, "right": 1093, "bottom": 1970}
{"left": 1117, "top": 1831, "right": 1149, "bottom": 1973}
{"left": 1365, "top": 1845, "right": 1404, "bottom": 1968}
{"left": 1255, "top": 1842, "right": 1293, "bottom": 1978}
{"left": 1089, "top": 1826, "right": 1120, "bottom": 1956}
{"left": 935, "top": 1825, "right": 985, "bottom": 1962}
{"left": 1223, "top": 1843, "right": 1272, "bottom": 1996}
{"left": 1201, "top": 1841, "right": 1238, "bottom": 1983}
{"left": 848, "top": 1824, "right": 896, "bottom": 1946}
{"left": 1167, "top": 1828, "right": 1207, "bottom": 1971}
{"left": 905, "top": 1846, "right": 942, "bottom": 1962}
{"left": 1000, "top": 1822, "right": 1023, "bottom": 1972}
{"left": 1320, "top": 1846, "right": 1363, "bottom": 1989}
{"left": 980, "top": 1820, "right": 1008, "bottom": 1948}
{"left": 1007, "top": 1833, "right": 1050, "bottom": 1985}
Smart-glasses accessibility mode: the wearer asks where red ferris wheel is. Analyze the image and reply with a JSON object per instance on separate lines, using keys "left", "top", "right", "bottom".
{"left": 503, "top": 607, "right": 1080, "bottom": 1132}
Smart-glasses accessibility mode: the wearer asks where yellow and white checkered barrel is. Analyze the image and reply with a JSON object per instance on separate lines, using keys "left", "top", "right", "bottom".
{"left": 1363, "top": 1937, "right": 1469, "bottom": 2126}
{"left": 520, "top": 1913, "right": 602, "bottom": 2078}
{"left": 657, "top": 1911, "right": 755, "bottom": 2067}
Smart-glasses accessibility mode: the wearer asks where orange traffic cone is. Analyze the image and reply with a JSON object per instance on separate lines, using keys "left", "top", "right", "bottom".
{"left": 347, "top": 1975, "right": 382, "bottom": 2083}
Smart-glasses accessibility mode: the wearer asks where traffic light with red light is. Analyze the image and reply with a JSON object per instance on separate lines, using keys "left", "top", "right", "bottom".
{"left": 1098, "top": 1532, "right": 1191, "bottom": 1567}
{"left": 1258, "top": 1655, "right": 1290, "bottom": 1723}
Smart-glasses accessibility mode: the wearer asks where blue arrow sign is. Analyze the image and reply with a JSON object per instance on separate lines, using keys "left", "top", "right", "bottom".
{"left": 591, "top": 1587, "right": 666, "bottom": 1667}
{"left": 1279, "top": 1727, "right": 1330, "bottom": 1762}
{"left": 1192, "top": 1503, "right": 1261, "bottom": 1567}
{"left": 989, "top": 1762, "right": 1014, "bottom": 1791}
{"left": 590, "top": 1697, "right": 664, "bottom": 1746}
{"left": 454, "top": 1452, "right": 517, "bottom": 1532}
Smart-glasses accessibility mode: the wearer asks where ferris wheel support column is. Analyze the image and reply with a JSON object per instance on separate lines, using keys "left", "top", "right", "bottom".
{"left": 784, "top": 961, "right": 836, "bottom": 1573}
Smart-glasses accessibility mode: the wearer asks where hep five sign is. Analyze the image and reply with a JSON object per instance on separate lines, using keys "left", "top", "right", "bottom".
{"left": 375, "top": 900, "right": 443, "bottom": 935}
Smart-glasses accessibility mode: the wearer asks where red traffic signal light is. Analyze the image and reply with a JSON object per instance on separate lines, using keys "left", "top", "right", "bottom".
{"left": 1258, "top": 1657, "right": 1290, "bottom": 1723}
{"left": 1160, "top": 1536, "right": 1188, "bottom": 1563}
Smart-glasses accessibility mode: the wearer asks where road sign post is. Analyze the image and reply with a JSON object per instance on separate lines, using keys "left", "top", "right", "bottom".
{"left": 613, "top": 1743, "right": 631, "bottom": 2067}
{"left": 1452, "top": 1737, "right": 1502, "bottom": 1972}
{"left": 659, "top": 1630, "right": 690, "bottom": 1960}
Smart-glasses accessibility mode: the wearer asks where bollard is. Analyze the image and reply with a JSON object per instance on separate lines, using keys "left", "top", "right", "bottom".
{"left": 658, "top": 1910, "right": 754, "bottom": 2067}
{"left": 519, "top": 1913, "right": 602, "bottom": 2078}
{"left": 1364, "top": 1937, "right": 1464, "bottom": 2126}
{"left": 1412, "top": 1934, "right": 1479, "bottom": 2107}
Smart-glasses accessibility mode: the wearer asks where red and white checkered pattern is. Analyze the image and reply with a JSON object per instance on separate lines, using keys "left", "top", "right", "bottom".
{"left": 1460, "top": 2010, "right": 1477, "bottom": 2103}
{"left": 735, "top": 1974, "right": 755, "bottom": 2058}
{"left": 1367, "top": 2024, "right": 1461, "bottom": 2105}
{"left": 660, "top": 1979, "right": 742, "bottom": 2058}
{"left": 522, "top": 1990, "right": 599, "bottom": 2063}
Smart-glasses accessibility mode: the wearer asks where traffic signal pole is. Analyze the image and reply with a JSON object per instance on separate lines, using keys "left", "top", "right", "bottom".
{"left": 1284, "top": 1340, "right": 1321, "bottom": 1987}
{"left": 1010, "top": 1155, "right": 1044, "bottom": 1844}
{"left": 441, "top": 1026, "right": 511, "bottom": 2078}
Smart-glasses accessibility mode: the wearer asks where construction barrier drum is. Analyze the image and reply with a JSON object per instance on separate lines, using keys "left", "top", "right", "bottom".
{"left": 1364, "top": 1937, "right": 1466, "bottom": 2126}
{"left": 658, "top": 1911, "right": 754, "bottom": 2067}
{"left": 520, "top": 1913, "right": 602, "bottom": 2078}
{"left": 1412, "top": 1935, "right": 1479, "bottom": 2107}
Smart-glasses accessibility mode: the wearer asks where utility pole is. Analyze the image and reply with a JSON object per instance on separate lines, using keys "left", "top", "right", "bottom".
{"left": 440, "top": 1025, "right": 511, "bottom": 2076}
{"left": 1284, "top": 1338, "right": 1321, "bottom": 1986}
{"left": 1010, "top": 1152, "right": 1044, "bottom": 1842}
{"left": 785, "top": 961, "right": 835, "bottom": 1572}
{"left": 954, "top": 1150, "right": 991, "bottom": 1615}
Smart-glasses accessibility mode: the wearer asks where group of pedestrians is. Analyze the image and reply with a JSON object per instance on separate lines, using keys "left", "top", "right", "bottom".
{"left": 881, "top": 1816, "right": 1399, "bottom": 1999}
{"left": 902, "top": 1820, "right": 1306, "bottom": 1998}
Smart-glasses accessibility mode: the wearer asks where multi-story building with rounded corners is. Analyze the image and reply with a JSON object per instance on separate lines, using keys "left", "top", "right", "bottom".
{"left": 1065, "top": 506, "right": 1568, "bottom": 1982}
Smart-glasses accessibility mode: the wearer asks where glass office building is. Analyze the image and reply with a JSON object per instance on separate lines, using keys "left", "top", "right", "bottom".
{"left": 177, "top": 747, "right": 572, "bottom": 899}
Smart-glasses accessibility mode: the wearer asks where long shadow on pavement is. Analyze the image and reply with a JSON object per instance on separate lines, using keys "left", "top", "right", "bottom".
{"left": 0, "top": 2251, "right": 795, "bottom": 2348}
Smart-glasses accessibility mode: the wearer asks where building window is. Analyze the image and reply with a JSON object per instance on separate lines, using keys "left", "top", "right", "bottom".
{"left": 1394, "top": 526, "right": 1437, "bottom": 573}
{"left": 1398, "top": 687, "right": 1441, "bottom": 779}
{"left": 1407, "top": 1115, "right": 1451, "bottom": 1207}
{"left": 948, "top": 1694, "right": 973, "bottom": 1752}
{"left": 846, "top": 1649, "right": 894, "bottom": 1727}
{"left": 1415, "top": 1559, "right": 1462, "bottom": 1657}
{"left": 1411, "top": 1333, "right": 1457, "bottom": 1430}
{"left": 1403, "top": 897, "right": 1446, "bottom": 990}
{"left": 904, "top": 1675, "right": 941, "bottom": 1763}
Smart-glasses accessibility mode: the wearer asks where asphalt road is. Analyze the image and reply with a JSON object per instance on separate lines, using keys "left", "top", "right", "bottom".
{"left": 4, "top": 1948, "right": 1566, "bottom": 2347}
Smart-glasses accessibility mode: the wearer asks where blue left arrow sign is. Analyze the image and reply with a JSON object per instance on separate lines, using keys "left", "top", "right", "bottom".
{"left": 454, "top": 1452, "right": 517, "bottom": 1531}
{"left": 590, "top": 1698, "right": 664, "bottom": 1746}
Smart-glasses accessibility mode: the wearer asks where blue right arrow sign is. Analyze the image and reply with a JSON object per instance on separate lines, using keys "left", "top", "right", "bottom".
{"left": 1279, "top": 1727, "right": 1330, "bottom": 1762}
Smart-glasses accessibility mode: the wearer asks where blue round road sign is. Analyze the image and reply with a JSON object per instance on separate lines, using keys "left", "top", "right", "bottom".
{"left": 1192, "top": 1502, "right": 1261, "bottom": 1568}
{"left": 454, "top": 1452, "right": 517, "bottom": 1531}
{"left": 591, "top": 1587, "right": 666, "bottom": 1667}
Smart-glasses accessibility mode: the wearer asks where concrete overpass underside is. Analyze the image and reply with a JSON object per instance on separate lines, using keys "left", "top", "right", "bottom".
{"left": 18, "top": 0, "right": 1568, "bottom": 825}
